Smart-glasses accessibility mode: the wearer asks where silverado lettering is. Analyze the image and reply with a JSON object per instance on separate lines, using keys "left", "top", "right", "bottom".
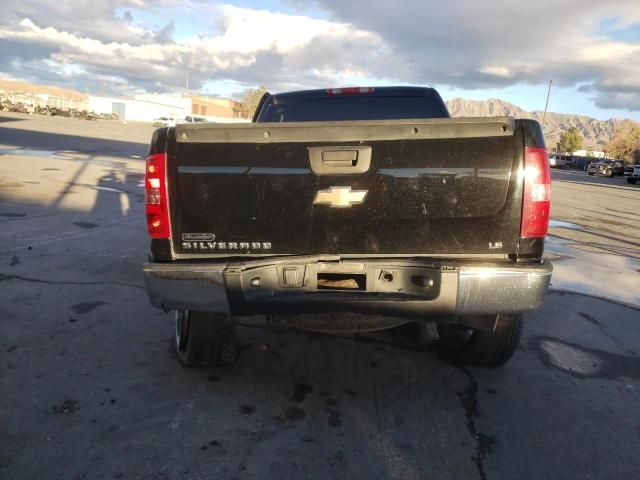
{"left": 181, "top": 241, "right": 272, "bottom": 250}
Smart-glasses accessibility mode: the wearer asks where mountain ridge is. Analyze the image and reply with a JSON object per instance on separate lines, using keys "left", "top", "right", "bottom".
{"left": 0, "top": 79, "right": 87, "bottom": 101}
{"left": 445, "top": 98, "right": 634, "bottom": 150}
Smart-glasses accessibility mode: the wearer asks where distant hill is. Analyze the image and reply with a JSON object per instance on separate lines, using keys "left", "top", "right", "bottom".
{"left": 446, "top": 98, "right": 634, "bottom": 150}
{"left": 0, "top": 79, "right": 86, "bottom": 101}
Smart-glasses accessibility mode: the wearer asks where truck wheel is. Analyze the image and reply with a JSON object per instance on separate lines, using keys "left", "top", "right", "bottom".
{"left": 437, "top": 314, "right": 523, "bottom": 367}
{"left": 175, "top": 310, "right": 237, "bottom": 367}
{"left": 626, "top": 178, "right": 637, "bottom": 184}
{"left": 588, "top": 172, "right": 595, "bottom": 176}
{"left": 607, "top": 169, "right": 614, "bottom": 178}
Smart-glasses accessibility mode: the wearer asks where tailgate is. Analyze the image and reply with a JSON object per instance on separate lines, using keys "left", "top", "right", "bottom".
{"left": 168, "top": 118, "right": 523, "bottom": 257}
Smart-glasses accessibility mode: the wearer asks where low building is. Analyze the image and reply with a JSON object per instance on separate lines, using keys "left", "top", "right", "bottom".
{"left": 88, "top": 94, "right": 189, "bottom": 121}
{"left": 87, "top": 94, "right": 250, "bottom": 123}
{"left": 190, "top": 96, "right": 248, "bottom": 120}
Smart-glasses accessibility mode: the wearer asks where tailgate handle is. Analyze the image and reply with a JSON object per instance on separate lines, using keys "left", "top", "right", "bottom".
{"left": 309, "top": 146, "right": 372, "bottom": 175}
{"left": 322, "top": 149, "right": 358, "bottom": 166}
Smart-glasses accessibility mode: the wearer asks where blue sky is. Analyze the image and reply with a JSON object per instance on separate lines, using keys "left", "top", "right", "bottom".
{"left": 1, "top": 0, "right": 639, "bottom": 120}
{"left": 595, "top": 17, "right": 640, "bottom": 41}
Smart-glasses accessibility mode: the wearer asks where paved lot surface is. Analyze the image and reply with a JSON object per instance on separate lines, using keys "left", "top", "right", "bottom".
{"left": 547, "top": 169, "right": 640, "bottom": 306}
{"left": 1, "top": 113, "right": 639, "bottom": 480}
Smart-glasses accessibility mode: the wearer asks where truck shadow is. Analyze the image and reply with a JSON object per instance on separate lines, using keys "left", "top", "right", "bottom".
{"left": 88, "top": 169, "right": 143, "bottom": 219}
{"left": 0, "top": 125, "right": 149, "bottom": 157}
{"left": 0, "top": 126, "right": 147, "bottom": 219}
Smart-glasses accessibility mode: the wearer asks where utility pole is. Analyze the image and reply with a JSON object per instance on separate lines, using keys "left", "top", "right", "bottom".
{"left": 185, "top": 69, "right": 189, "bottom": 92}
{"left": 542, "top": 80, "right": 552, "bottom": 128}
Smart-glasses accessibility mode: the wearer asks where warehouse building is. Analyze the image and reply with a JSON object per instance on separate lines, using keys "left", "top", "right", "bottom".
{"left": 88, "top": 94, "right": 189, "bottom": 122}
{"left": 87, "top": 94, "right": 249, "bottom": 123}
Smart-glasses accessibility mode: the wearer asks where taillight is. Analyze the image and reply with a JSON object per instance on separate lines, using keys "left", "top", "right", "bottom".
{"left": 520, "top": 147, "right": 551, "bottom": 238}
{"left": 145, "top": 153, "right": 170, "bottom": 239}
{"left": 326, "top": 87, "right": 375, "bottom": 95}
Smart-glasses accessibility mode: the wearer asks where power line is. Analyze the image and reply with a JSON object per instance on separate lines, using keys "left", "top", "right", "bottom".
{"left": 542, "top": 80, "right": 552, "bottom": 128}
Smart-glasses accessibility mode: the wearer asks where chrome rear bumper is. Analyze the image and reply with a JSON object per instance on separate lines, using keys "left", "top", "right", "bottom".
{"left": 143, "top": 260, "right": 552, "bottom": 317}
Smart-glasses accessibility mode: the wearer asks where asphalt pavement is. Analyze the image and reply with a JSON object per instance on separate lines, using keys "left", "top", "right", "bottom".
{"left": 547, "top": 169, "right": 640, "bottom": 306}
{"left": 1, "top": 113, "right": 639, "bottom": 480}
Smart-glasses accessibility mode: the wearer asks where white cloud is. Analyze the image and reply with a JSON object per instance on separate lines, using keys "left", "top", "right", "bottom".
{"left": 2, "top": 0, "right": 170, "bottom": 44}
{"left": 302, "top": 0, "right": 640, "bottom": 110}
{"left": 0, "top": 4, "right": 384, "bottom": 93}
{"left": 1, "top": 0, "right": 640, "bottom": 113}
{"left": 215, "top": 5, "right": 377, "bottom": 54}
{"left": 477, "top": 66, "right": 515, "bottom": 78}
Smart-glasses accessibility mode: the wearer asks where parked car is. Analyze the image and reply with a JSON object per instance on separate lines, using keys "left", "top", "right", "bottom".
{"left": 152, "top": 116, "right": 175, "bottom": 127}
{"left": 142, "top": 86, "right": 552, "bottom": 369}
{"left": 624, "top": 164, "right": 640, "bottom": 184}
{"left": 176, "top": 115, "right": 209, "bottom": 124}
{"left": 587, "top": 159, "right": 625, "bottom": 177}
{"left": 549, "top": 154, "right": 572, "bottom": 169}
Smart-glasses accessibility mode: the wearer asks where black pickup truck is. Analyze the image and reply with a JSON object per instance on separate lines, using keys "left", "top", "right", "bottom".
{"left": 587, "top": 159, "right": 625, "bottom": 177}
{"left": 143, "top": 87, "right": 552, "bottom": 368}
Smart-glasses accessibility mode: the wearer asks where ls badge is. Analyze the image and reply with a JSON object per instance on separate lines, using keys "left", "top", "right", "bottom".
{"left": 313, "top": 186, "right": 368, "bottom": 208}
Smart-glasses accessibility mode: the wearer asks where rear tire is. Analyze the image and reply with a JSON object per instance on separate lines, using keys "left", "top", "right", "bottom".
{"left": 175, "top": 310, "right": 237, "bottom": 367}
{"left": 607, "top": 169, "right": 614, "bottom": 178}
{"left": 437, "top": 314, "right": 523, "bottom": 367}
{"left": 588, "top": 172, "right": 595, "bottom": 176}
{"left": 627, "top": 178, "right": 637, "bottom": 184}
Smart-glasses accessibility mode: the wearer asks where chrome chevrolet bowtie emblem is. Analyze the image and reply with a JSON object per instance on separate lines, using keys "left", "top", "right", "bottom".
{"left": 313, "top": 186, "right": 368, "bottom": 208}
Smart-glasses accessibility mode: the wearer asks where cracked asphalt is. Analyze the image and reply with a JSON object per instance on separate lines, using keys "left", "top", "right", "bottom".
{"left": 1, "top": 113, "right": 639, "bottom": 480}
